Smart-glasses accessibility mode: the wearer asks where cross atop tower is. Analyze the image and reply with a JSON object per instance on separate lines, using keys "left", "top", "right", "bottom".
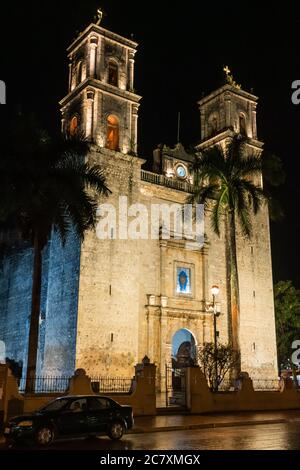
{"left": 223, "top": 65, "right": 241, "bottom": 90}
{"left": 223, "top": 65, "right": 231, "bottom": 78}
{"left": 96, "top": 7, "right": 103, "bottom": 25}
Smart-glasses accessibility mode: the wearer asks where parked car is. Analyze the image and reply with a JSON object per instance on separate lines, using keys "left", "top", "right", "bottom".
{"left": 4, "top": 395, "right": 134, "bottom": 446}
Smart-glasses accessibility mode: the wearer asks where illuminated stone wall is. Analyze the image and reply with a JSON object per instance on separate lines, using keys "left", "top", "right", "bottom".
{"left": 0, "top": 22, "right": 278, "bottom": 387}
{"left": 38, "top": 230, "right": 81, "bottom": 377}
{"left": 0, "top": 244, "right": 33, "bottom": 378}
{"left": 0, "top": 230, "right": 81, "bottom": 379}
{"left": 74, "top": 147, "right": 230, "bottom": 383}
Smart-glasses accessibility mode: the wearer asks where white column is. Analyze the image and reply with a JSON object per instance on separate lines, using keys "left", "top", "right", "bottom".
{"left": 100, "top": 36, "right": 105, "bottom": 81}
{"left": 131, "top": 104, "right": 139, "bottom": 154}
{"left": 128, "top": 51, "right": 135, "bottom": 91}
{"left": 61, "top": 110, "right": 66, "bottom": 134}
{"left": 68, "top": 62, "right": 72, "bottom": 92}
{"left": 92, "top": 90, "right": 98, "bottom": 140}
{"left": 160, "top": 312, "right": 168, "bottom": 392}
{"left": 89, "top": 36, "right": 98, "bottom": 78}
{"left": 225, "top": 94, "right": 231, "bottom": 128}
{"left": 96, "top": 36, "right": 102, "bottom": 80}
{"left": 252, "top": 104, "right": 257, "bottom": 139}
{"left": 97, "top": 92, "right": 104, "bottom": 147}
{"left": 200, "top": 108, "right": 205, "bottom": 139}
{"left": 85, "top": 89, "right": 95, "bottom": 140}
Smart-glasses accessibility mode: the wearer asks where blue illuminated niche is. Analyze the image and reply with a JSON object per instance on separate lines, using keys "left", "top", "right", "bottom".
{"left": 176, "top": 267, "right": 191, "bottom": 294}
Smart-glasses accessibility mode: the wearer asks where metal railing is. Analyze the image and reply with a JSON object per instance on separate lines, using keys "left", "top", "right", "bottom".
{"left": 252, "top": 379, "right": 280, "bottom": 391}
{"left": 19, "top": 376, "right": 70, "bottom": 393}
{"left": 19, "top": 375, "right": 133, "bottom": 394}
{"left": 141, "top": 170, "right": 193, "bottom": 193}
{"left": 218, "top": 378, "right": 281, "bottom": 392}
{"left": 90, "top": 376, "right": 133, "bottom": 394}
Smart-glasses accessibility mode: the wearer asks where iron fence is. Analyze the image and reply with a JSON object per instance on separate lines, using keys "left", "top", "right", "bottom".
{"left": 218, "top": 378, "right": 281, "bottom": 391}
{"left": 18, "top": 375, "right": 133, "bottom": 394}
{"left": 90, "top": 376, "right": 133, "bottom": 393}
{"left": 252, "top": 379, "right": 280, "bottom": 391}
{"left": 19, "top": 376, "right": 70, "bottom": 393}
{"left": 213, "top": 379, "right": 280, "bottom": 392}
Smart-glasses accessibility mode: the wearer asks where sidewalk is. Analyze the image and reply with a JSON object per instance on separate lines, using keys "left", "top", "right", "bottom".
{"left": 130, "top": 409, "right": 300, "bottom": 434}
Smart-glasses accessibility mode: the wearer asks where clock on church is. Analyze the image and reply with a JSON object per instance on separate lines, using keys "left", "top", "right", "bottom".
{"left": 176, "top": 165, "right": 186, "bottom": 178}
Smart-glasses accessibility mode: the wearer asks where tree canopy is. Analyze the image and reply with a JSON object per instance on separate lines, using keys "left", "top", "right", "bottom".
{"left": 274, "top": 280, "right": 300, "bottom": 369}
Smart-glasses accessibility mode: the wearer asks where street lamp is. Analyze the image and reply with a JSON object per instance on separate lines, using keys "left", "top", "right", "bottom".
{"left": 211, "top": 285, "right": 220, "bottom": 392}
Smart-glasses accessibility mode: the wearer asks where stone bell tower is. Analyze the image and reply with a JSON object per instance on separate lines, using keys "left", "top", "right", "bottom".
{"left": 59, "top": 12, "right": 142, "bottom": 154}
{"left": 197, "top": 68, "right": 262, "bottom": 155}
{"left": 196, "top": 70, "right": 278, "bottom": 380}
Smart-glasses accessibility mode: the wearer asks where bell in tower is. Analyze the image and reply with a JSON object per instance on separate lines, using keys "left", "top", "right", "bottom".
{"left": 59, "top": 11, "right": 142, "bottom": 155}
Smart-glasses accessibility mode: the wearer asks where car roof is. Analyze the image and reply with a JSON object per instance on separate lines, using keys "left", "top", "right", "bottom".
{"left": 55, "top": 395, "right": 113, "bottom": 400}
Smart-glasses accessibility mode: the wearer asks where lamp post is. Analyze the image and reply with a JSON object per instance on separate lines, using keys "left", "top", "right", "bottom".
{"left": 211, "top": 285, "right": 220, "bottom": 392}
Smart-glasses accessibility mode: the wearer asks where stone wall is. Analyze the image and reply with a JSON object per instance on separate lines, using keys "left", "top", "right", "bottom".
{"left": 0, "top": 229, "right": 81, "bottom": 379}
{"left": 75, "top": 148, "right": 144, "bottom": 377}
{"left": 74, "top": 144, "right": 278, "bottom": 382}
{"left": 187, "top": 367, "right": 299, "bottom": 414}
{"left": 0, "top": 244, "right": 33, "bottom": 379}
{"left": 0, "top": 364, "right": 156, "bottom": 424}
{"left": 237, "top": 205, "right": 278, "bottom": 379}
{"left": 39, "top": 230, "right": 81, "bottom": 376}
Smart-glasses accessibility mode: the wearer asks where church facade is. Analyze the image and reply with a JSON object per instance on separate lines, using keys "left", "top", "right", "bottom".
{"left": 0, "top": 20, "right": 278, "bottom": 385}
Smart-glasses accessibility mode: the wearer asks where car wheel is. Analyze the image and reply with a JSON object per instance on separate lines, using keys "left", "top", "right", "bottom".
{"left": 108, "top": 421, "right": 124, "bottom": 440}
{"left": 36, "top": 425, "right": 55, "bottom": 446}
{"left": 5, "top": 439, "right": 15, "bottom": 449}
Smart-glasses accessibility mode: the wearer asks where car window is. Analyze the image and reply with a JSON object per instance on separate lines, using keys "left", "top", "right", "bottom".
{"left": 68, "top": 398, "right": 88, "bottom": 412}
{"left": 88, "top": 397, "right": 112, "bottom": 410}
{"left": 40, "top": 398, "right": 69, "bottom": 412}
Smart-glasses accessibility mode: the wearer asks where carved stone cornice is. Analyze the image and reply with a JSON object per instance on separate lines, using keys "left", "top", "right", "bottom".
{"left": 146, "top": 304, "right": 211, "bottom": 321}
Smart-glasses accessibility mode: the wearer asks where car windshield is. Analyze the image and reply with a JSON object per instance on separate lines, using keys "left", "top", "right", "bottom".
{"left": 39, "top": 398, "right": 69, "bottom": 412}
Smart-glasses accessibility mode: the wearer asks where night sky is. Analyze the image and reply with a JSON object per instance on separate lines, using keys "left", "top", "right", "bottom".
{"left": 1, "top": 1, "right": 300, "bottom": 287}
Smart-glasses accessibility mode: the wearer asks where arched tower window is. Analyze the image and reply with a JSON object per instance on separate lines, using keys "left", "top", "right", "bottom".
{"left": 208, "top": 114, "right": 219, "bottom": 136}
{"left": 211, "top": 116, "right": 218, "bottom": 132}
{"left": 69, "top": 115, "right": 78, "bottom": 136}
{"left": 239, "top": 114, "right": 247, "bottom": 136}
{"left": 106, "top": 115, "right": 119, "bottom": 150}
{"left": 108, "top": 62, "right": 119, "bottom": 87}
{"left": 76, "top": 61, "right": 83, "bottom": 85}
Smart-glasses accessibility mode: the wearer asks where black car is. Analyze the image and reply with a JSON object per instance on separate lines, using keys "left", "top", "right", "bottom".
{"left": 4, "top": 395, "right": 134, "bottom": 446}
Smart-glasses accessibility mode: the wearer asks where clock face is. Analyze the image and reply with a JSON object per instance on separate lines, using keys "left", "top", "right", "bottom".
{"left": 176, "top": 165, "right": 186, "bottom": 178}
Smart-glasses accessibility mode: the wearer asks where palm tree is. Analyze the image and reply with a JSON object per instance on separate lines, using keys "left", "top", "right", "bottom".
{"left": 0, "top": 114, "right": 110, "bottom": 392}
{"left": 261, "top": 150, "right": 285, "bottom": 222}
{"left": 188, "top": 135, "right": 266, "bottom": 363}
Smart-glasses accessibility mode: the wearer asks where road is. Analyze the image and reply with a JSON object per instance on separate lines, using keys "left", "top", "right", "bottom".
{"left": 3, "top": 421, "right": 300, "bottom": 450}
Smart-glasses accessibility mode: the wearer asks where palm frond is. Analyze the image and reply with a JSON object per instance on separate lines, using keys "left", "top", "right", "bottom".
{"left": 226, "top": 135, "right": 246, "bottom": 171}
{"left": 0, "top": 113, "right": 111, "bottom": 250}
{"left": 188, "top": 183, "right": 220, "bottom": 206}
{"left": 235, "top": 155, "right": 262, "bottom": 178}
{"left": 210, "top": 187, "right": 228, "bottom": 237}
{"left": 236, "top": 179, "right": 266, "bottom": 214}
{"left": 238, "top": 207, "right": 252, "bottom": 238}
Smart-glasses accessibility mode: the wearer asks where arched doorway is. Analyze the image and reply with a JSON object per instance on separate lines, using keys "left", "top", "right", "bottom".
{"left": 69, "top": 115, "right": 78, "bottom": 136}
{"left": 239, "top": 113, "right": 247, "bottom": 136}
{"left": 106, "top": 114, "right": 119, "bottom": 150}
{"left": 164, "top": 328, "right": 197, "bottom": 408}
{"left": 108, "top": 61, "right": 119, "bottom": 87}
{"left": 171, "top": 328, "right": 197, "bottom": 368}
